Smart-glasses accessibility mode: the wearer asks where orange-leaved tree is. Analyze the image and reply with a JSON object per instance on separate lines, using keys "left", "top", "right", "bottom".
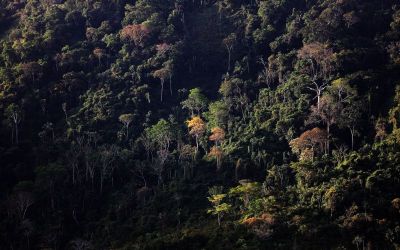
{"left": 209, "top": 127, "right": 225, "bottom": 146}
{"left": 209, "top": 146, "right": 223, "bottom": 169}
{"left": 289, "top": 127, "right": 328, "bottom": 161}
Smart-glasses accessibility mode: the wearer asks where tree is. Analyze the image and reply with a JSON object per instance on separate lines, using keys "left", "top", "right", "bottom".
{"left": 62, "top": 102, "right": 68, "bottom": 121}
{"left": 178, "top": 144, "right": 196, "bottom": 179}
{"left": 207, "top": 186, "right": 231, "bottom": 227}
{"left": 98, "top": 145, "right": 119, "bottom": 193}
{"left": 155, "top": 148, "right": 169, "bottom": 184}
{"left": 12, "top": 192, "right": 34, "bottom": 221}
{"left": 181, "top": 88, "right": 208, "bottom": 116}
{"left": 307, "top": 95, "right": 340, "bottom": 153}
{"left": 338, "top": 100, "right": 363, "bottom": 150}
{"left": 206, "top": 101, "right": 229, "bottom": 129}
{"left": 153, "top": 66, "right": 171, "bottom": 102}
{"left": 289, "top": 127, "right": 328, "bottom": 161}
{"left": 140, "top": 133, "right": 154, "bottom": 160}
{"left": 66, "top": 143, "right": 81, "bottom": 185}
{"left": 323, "top": 183, "right": 346, "bottom": 217}
{"left": 93, "top": 48, "right": 105, "bottom": 65}
{"left": 145, "top": 119, "right": 174, "bottom": 184}
{"left": 119, "top": 113, "right": 134, "bottom": 140}
{"left": 329, "top": 78, "right": 356, "bottom": 104}
{"left": 209, "top": 146, "right": 223, "bottom": 169}
{"left": 389, "top": 86, "right": 400, "bottom": 130}
{"left": 298, "top": 42, "right": 335, "bottom": 110}
{"left": 146, "top": 119, "right": 174, "bottom": 153}
{"left": 209, "top": 127, "right": 225, "bottom": 146}
{"left": 6, "top": 104, "right": 22, "bottom": 144}
{"left": 375, "top": 117, "right": 387, "bottom": 142}
{"left": 223, "top": 33, "right": 236, "bottom": 73}
{"left": 163, "top": 60, "right": 174, "bottom": 96}
{"left": 187, "top": 116, "right": 206, "bottom": 153}
{"left": 258, "top": 55, "right": 285, "bottom": 88}
{"left": 120, "top": 23, "right": 150, "bottom": 47}
{"left": 229, "top": 180, "right": 261, "bottom": 209}
{"left": 218, "top": 76, "right": 249, "bottom": 118}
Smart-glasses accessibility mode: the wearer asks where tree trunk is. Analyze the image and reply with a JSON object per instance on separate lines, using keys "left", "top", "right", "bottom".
{"left": 169, "top": 75, "right": 172, "bottom": 96}
{"left": 327, "top": 123, "right": 330, "bottom": 154}
{"left": 350, "top": 127, "right": 355, "bottom": 150}
{"left": 195, "top": 136, "right": 199, "bottom": 153}
{"left": 160, "top": 79, "right": 164, "bottom": 102}
{"left": 227, "top": 48, "right": 231, "bottom": 73}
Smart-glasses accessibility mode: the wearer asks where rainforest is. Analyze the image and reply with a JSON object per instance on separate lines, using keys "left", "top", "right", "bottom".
{"left": 1, "top": 0, "right": 400, "bottom": 249}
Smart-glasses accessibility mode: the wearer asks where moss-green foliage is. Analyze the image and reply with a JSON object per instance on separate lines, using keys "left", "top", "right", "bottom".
{"left": 0, "top": 0, "right": 400, "bottom": 249}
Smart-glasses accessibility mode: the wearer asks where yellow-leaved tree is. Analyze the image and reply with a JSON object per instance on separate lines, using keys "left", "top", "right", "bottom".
{"left": 187, "top": 116, "right": 206, "bottom": 153}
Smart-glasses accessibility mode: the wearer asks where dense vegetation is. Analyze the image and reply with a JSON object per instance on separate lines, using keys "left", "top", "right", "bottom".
{"left": 1, "top": 0, "right": 400, "bottom": 249}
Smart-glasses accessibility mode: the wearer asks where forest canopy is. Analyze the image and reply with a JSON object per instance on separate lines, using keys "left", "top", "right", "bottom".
{"left": 0, "top": 0, "right": 400, "bottom": 249}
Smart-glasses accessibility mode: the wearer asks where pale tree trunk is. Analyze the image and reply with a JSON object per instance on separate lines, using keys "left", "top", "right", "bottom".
{"left": 195, "top": 135, "right": 199, "bottom": 153}
{"left": 226, "top": 46, "right": 232, "bottom": 73}
{"left": 307, "top": 81, "right": 327, "bottom": 111}
{"left": 350, "top": 126, "right": 355, "bottom": 150}
{"left": 160, "top": 79, "right": 164, "bottom": 102}
{"left": 327, "top": 123, "right": 331, "bottom": 154}
{"left": 12, "top": 113, "right": 20, "bottom": 144}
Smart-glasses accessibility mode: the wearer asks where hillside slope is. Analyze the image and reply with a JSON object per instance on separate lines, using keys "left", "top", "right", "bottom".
{"left": 0, "top": 0, "right": 400, "bottom": 249}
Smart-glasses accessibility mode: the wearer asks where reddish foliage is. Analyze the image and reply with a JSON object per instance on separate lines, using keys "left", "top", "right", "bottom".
{"left": 120, "top": 24, "right": 150, "bottom": 46}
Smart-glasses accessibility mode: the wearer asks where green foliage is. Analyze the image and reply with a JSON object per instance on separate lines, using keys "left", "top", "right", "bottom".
{"left": 0, "top": 0, "right": 399, "bottom": 249}
{"left": 181, "top": 87, "right": 208, "bottom": 116}
{"left": 205, "top": 100, "right": 229, "bottom": 129}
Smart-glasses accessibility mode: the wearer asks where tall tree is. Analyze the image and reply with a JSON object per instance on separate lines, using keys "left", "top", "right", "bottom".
{"left": 145, "top": 119, "right": 174, "bottom": 184}
{"left": 298, "top": 42, "right": 335, "bottom": 110}
{"left": 307, "top": 95, "right": 340, "bottom": 153}
{"left": 119, "top": 113, "right": 134, "bottom": 140}
{"left": 223, "top": 33, "right": 236, "bottom": 73}
{"left": 209, "top": 146, "right": 223, "bottom": 169}
{"left": 187, "top": 116, "right": 206, "bottom": 153}
{"left": 153, "top": 66, "right": 172, "bottom": 102}
{"left": 207, "top": 186, "right": 231, "bottom": 227}
{"left": 206, "top": 101, "right": 229, "bottom": 129}
{"left": 98, "top": 145, "right": 119, "bottom": 193}
{"left": 338, "top": 100, "right": 363, "bottom": 150}
{"left": 209, "top": 127, "right": 225, "bottom": 146}
{"left": 181, "top": 88, "right": 208, "bottom": 116}
{"left": 6, "top": 104, "right": 22, "bottom": 144}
